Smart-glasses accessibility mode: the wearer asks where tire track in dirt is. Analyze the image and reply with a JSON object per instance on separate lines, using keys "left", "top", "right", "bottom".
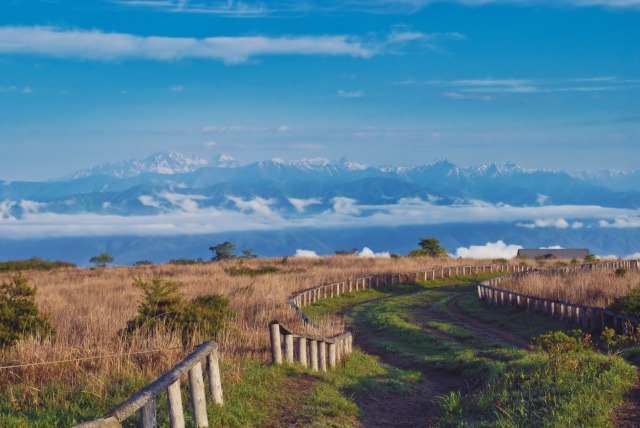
{"left": 347, "top": 310, "right": 468, "bottom": 428}
{"left": 416, "top": 292, "right": 529, "bottom": 349}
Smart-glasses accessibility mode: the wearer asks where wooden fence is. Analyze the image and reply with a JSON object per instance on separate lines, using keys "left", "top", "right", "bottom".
{"left": 278, "top": 262, "right": 533, "bottom": 371}
{"left": 269, "top": 321, "right": 353, "bottom": 370}
{"left": 74, "top": 341, "right": 223, "bottom": 428}
{"left": 288, "top": 263, "right": 532, "bottom": 311}
{"left": 477, "top": 260, "right": 640, "bottom": 335}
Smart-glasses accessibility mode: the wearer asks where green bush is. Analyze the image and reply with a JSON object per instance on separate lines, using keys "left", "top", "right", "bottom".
{"left": 122, "top": 277, "right": 232, "bottom": 344}
{"left": 0, "top": 274, "right": 56, "bottom": 347}
{"left": 609, "top": 288, "right": 640, "bottom": 318}
{"left": 0, "top": 257, "right": 75, "bottom": 272}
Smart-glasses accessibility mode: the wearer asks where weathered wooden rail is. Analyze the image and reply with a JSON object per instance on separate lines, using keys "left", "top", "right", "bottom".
{"left": 74, "top": 341, "right": 223, "bottom": 428}
{"left": 477, "top": 260, "right": 640, "bottom": 334}
{"left": 269, "top": 321, "right": 353, "bottom": 370}
{"left": 278, "top": 262, "right": 531, "bottom": 370}
{"left": 288, "top": 263, "right": 532, "bottom": 311}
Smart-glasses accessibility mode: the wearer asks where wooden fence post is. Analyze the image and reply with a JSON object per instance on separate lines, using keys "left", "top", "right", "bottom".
{"left": 329, "top": 343, "right": 337, "bottom": 368}
{"left": 269, "top": 323, "right": 282, "bottom": 365}
{"left": 310, "top": 340, "right": 319, "bottom": 371}
{"left": 285, "top": 334, "right": 294, "bottom": 364}
{"left": 167, "top": 380, "right": 185, "bottom": 428}
{"left": 299, "top": 337, "right": 308, "bottom": 367}
{"left": 141, "top": 399, "right": 157, "bottom": 428}
{"left": 319, "top": 341, "right": 327, "bottom": 372}
{"left": 188, "top": 362, "right": 209, "bottom": 427}
{"left": 207, "top": 351, "right": 224, "bottom": 405}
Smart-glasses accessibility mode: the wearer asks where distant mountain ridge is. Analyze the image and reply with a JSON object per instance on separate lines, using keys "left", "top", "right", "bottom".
{"left": 1, "top": 152, "right": 639, "bottom": 220}
{"left": 2, "top": 151, "right": 640, "bottom": 262}
{"left": 63, "top": 151, "right": 211, "bottom": 180}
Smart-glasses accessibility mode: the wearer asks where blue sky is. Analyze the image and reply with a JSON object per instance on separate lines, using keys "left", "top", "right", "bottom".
{"left": 0, "top": 0, "right": 638, "bottom": 181}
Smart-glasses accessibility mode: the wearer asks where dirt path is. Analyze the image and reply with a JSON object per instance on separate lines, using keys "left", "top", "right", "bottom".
{"left": 614, "top": 371, "right": 640, "bottom": 428}
{"left": 344, "top": 286, "right": 529, "bottom": 428}
{"left": 426, "top": 293, "right": 528, "bottom": 348}
{"left": 348, "top": 310, "right": 468, "bottom": 427}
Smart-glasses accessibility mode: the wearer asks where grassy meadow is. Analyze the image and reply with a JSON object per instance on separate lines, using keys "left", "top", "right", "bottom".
{"left": 498, "top": 268, "right": 640, "bottom": 309}
{"left": 0, "top": 256, "right": 638, "bottom": 426}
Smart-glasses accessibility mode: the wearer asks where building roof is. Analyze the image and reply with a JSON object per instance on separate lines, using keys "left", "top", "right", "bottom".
{"left": 516, "top": 248, "right": 590, "bottom": 259}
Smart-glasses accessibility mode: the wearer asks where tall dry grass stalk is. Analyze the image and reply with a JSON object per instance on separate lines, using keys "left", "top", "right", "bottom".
{"left": 0, "top": 257, "right": 518, "bottom": 392}
{"left": 499, "top": 269, "right": 640, "bottom": 309}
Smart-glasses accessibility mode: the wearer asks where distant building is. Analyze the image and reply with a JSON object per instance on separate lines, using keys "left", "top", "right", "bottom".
{"left": 517, "top": 248, "right": 589, "bottom": 260}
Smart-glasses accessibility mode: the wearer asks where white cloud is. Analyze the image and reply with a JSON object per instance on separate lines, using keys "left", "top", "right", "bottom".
{"left": 19, "top": 200, "right": 46, "bottom": 214}
{"left": 536, "top": 194, "right": 549, "bottom": 205}
{"left": 599, "top": 216, "right": 640, "bottom": 228}
{"left": 294, "top": 249, "right": 320, "bottom": 258}
{"left": 624, "top": 252, "right": 640, "bottom": 260}
{"left": 138, "top": 195, "right": 162, "bottom": 209}
{"left": 331, "top": 197, "right": 360, "bottom": 215}
{"left": 160, "top": 192, "right": 208, "bottom": 213}
{"left": 0, "top": 200, "right": 16, "bottom": 219}
{"left": 403, "top": 76, "right": 640, "bottom": 95}
{"left": 288, "top": 197, "right": 322, "bottom": 213}
{"left": 454, "top": 240, "right": 523, "bottom": 259}
{"left": 170, "top": 84, "right": 183, "bottom": 92}
{"left": 338, "top": 90, "right": 364, "bottom": 98}
{"left": 0, "top": 26, "right": 450, "bottom": 64}
{"left": 227, "top": 196, "right": 275, "bottom": 216}
{"left": 358, "top": 247, "right": 391, "bottom": 258}
{"left": 517, "top": 218, "right": 574, "bottom": 229}
{"left": 444, "top": 92, "right": 492, "bottom": 101}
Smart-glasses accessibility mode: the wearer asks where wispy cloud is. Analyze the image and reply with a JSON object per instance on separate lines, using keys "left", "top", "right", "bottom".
{"left": 338, "top": 90, "right": 364, "bottom": 98}
{"left": 112, "top": 0, "right": 640, "bottom": 16}
{"left": 0, "top": 26, "right": 457, "bottom": 64}
{"left": 399, "top": 76, "right": 640, "bottom": 99}
{"left": 517, "top": 218, "right": 584, "bottom": 229}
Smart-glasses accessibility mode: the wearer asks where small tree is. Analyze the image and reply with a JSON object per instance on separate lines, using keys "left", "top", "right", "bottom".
{"left": 241, "top": 249, "right": 258, "bottom": 259}
{"left": 0, "top": 274, "right": 56, "bottom": 347}
{"left": 209, "top": 242, "right": 237, "bottom": 261}
{"left": 584, "top": 254, "right": 598, "bottom": 263}
{"left": 409, "top": 237, "right": 448, "bottom": 257}
{"left": 90, "top": 252, "right": 114, "bottom": 268}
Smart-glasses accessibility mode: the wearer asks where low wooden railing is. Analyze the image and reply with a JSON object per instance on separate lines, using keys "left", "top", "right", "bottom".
{"left": 288, "top": 263, "right": 532, "bottom": 311}
{"left": 269, "top": 321, "right": 353, "bottom": 371}
{"left": 74, "top": 341, "right": 223, "bottom": 428}
{"left": 278, "top": 263, "right": 530, "bottom": 370}
{"left": 477, "top": 260, "right": 640, "bottom": 335}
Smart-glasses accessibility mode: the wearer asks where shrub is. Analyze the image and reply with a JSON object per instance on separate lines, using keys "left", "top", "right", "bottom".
{"left": 0, "top": 257, "right": 75, "bottom": 272}
{"left": 0, "top": 274, "right": 56, "bottom": 347}
{"left": 122, "top": 277, "right": 232, "bottom": 344}
{"left": 615, "top": 267, "right": 627, "bottom": 278}
{"left": 178, "top": 295, "right": 233, "bottom": 341}
{"left": 133, "top": 260, "right": 154, "bottom": 266}
{"left": 168, "top": 258, "right": 204, "bottom": 265}
{"left": 609, "top": 288, "right": 640, "bottom": 318}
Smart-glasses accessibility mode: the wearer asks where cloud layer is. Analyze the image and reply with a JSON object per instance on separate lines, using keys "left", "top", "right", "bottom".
{"left": 0, "top": 26, "right": 461, "bottom": 64}
{"left": 1, "top": 196, "right": 638, "bottom": 240}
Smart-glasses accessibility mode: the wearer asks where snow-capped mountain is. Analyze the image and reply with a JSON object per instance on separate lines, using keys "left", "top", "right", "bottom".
{"left": 64, "top": 151, "right": 210, "bottom": 180}
{"left": 2, "top": 152, "right": 640, "bottom": 264}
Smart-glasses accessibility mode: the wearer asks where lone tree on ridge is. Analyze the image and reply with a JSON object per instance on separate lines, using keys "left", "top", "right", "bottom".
{"left": 89, "top": 252, "right": 114, "bottom": 268}
{"left": 408, "top": 237, "right": 448, "bottom": 258}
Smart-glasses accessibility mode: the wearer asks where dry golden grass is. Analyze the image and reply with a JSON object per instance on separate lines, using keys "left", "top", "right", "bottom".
{"left": 498, "top": 267, "right": 640, "bottom": 309}
{"left": 0, "top": 256, "right": 507, "bottom": 390}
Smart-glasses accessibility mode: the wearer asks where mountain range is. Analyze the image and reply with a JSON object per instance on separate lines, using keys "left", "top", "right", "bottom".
{"left": 1, "top": 152, "right": 639, "bottom": 264}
